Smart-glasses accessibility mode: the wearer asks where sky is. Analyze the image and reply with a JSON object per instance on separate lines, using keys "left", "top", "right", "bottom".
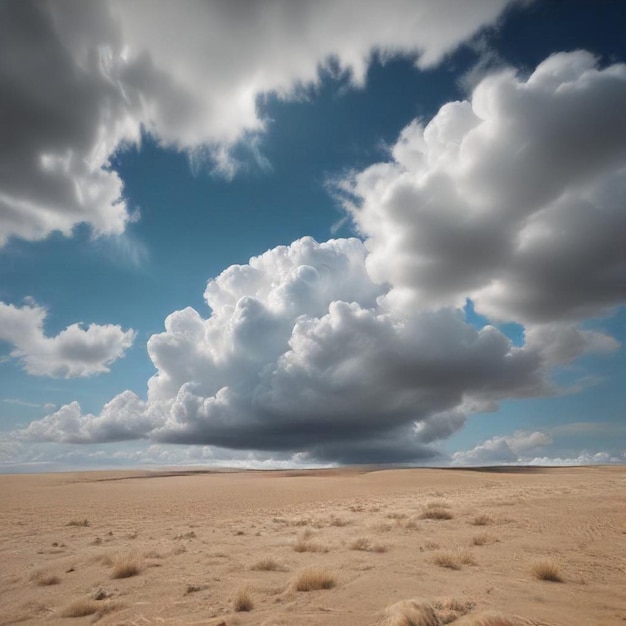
{"left": 0, "top": 0, "right": 625, "bottom": 472}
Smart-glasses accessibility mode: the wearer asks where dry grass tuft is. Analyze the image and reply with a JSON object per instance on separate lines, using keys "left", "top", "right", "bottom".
{"left": 471, "top": 532, "right": 492, "bottom": 546}
{"left": 378, "top": 598, "right": 443, "bottom": 626}
{"left": 433, "top": 549, "right": 475, "bottom": 570}
{"left": 67, "top": 519, "right": 90, "bottom": 527}
{"left": 250, "top": 557, "right": 284, "bottom": 571}
{"left": 60, "top": 599, "right": 100, "bottom": 618}
{"left": 111, "top": 554, "right": 142, "bottom": 579}
{"left": 432, "top": 598, "right": 475, "bottom": 624}
{"left": 293, "top": 568, "right": 336, "bottom": 591}
{"left": 293, "top": 532, "right": 328, "bottom": 553}
{"left": 350, "top": 537, "right": 387, "bottom": 553}
{"left": 531, "top": 559, "right": 563, "bottom": 582}
{"left": 350, "top": 537, "right": 372, "bottom": 551}
{"left": 471, "top": 514, "right": 493, "bottom": 526}
{"left": 420, "top": 503, "right": 453, "bottom": 521}
{"left": 372, "top": 521, "right": 393, "bottom": 533}
{"left": 185, "top": 584, "right": 207, "bottom": 594}
{"left": 233, "top": 587, "right": 254, "bottom": 612}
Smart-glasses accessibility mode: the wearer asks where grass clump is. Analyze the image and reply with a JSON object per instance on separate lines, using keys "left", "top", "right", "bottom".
{"left": 471, "top": 514, "right": 493, "bottom": 526}
{"left": 387, "top": 512, "right": 408, "bottom": 520}
{"left": 111, "top": 554, "right": 142, "bottom": 579}
{"left": 250, "top": 557, "right": 284, "bottom": 571}
{"left": 293, "top": 532, "right": 328, "bottom": 553}
{"left": 531, "top": 559, "right": 563, "bottom": 582}
{"left": 233, "top": 587, "right": 254, "bottom": 612}
{"left": 371, "top": 521, "right": 393, "bottom": 533}
{"left": 67, "top": 519, "right": 90, "bottom": 527}
{"left": 60, "top": 599, "right": 100, "bottom": 618}
{"left": 350, "top": 537, "right": 387, "bottom": 553}
{"left": 420, "top": 502, "right": 453, "bottom": 521}
{"left": 433, "top": 549, "right": 475, "bottom": 570}
{"left": 293, "top": 568, "right": 336, "bottom": 591}
{"left": 471, "top": 532, "right": 492, "bottom": 546}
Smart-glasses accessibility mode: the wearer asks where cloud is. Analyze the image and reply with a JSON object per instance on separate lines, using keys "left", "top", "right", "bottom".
{"left": 0, "top": 300, "right": 135, "bottom": 378}
{"left": 12, "top": 50, "right": 625, "bottom": 465}
{"left": 452, "top": 430, "right": 553, "bottom": 465}
{"left": 343, "top": 51, "right": 626, "bottom": 325}
{"left": 18, "top": 237, "right": 556, "bottom": 462}
{"left": 0, "top": 0, "right": 512, "bottom": 246}
{"left": 453, "top": 431, "right": 624, "bottom": 466}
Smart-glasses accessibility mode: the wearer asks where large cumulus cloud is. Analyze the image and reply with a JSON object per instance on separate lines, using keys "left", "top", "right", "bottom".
{"left": 344, "top": 51, "right": 626, "bottom": 324}
{"left": 0, "top": 300, "right": 135, "bottom": 378}
{"left": 18, "top": 236, "right": 591, "bottom": 463}
{"left": 0, "top": 0, "right": 511, "bottom": 245}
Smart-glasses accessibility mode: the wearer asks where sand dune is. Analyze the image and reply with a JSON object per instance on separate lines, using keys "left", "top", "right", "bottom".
{"left": 1, "top": 466, "right": 625, "bottom": 625}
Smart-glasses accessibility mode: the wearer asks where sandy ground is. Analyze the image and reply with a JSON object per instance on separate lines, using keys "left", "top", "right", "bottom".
{"left": 0, "top": 466, "right": 625, "bottom": 625}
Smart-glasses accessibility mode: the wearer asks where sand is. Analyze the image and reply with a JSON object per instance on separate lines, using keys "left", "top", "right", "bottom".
{"left": 0, "top": 466, "right": 625, "bottom": 625}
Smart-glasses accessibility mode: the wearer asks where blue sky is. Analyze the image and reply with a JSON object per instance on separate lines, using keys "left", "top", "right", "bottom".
{"left": 0, "top": 0, "right": 624, "bottom": 471}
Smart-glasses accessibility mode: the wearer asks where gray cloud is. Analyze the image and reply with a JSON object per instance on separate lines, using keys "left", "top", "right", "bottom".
{"left": 0, "top": 300, "right": 135, "bottom": 378}
{"left": 0, "top": 0, "right": 511, "bottom": 246}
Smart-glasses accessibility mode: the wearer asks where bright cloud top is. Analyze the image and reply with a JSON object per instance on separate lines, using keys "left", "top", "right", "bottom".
{"left": 0, "top": 301, "right": 135, "bottom": 378}
{"left": 15, "top": 51, "right": 624, "bottom": 464}
{"left": 0, "top": 0, "right": 511, "bottom": 246}
{"left": 345, "top": 50, "right": 626, "bottom": 324}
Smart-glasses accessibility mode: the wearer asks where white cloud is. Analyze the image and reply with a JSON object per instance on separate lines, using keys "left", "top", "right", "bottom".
{"left": 452, "top": 431, "right": 625, "bottom": 466}
{"left": 18, "top": 237, "right": 557, "bottom": 463}
{"left": 0, "top": 0, "right": 511, "bottom": 246}
{"left": 452, "top": 430, "right": 553, "bottom": 465}
{"left": 0, "top": 301, "right": 135, "bottom": 378}
{"left": 344, "top": 51, "right": 626, "bottom": 325}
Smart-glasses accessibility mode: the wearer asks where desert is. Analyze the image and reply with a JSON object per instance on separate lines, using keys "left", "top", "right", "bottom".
{"left": 1, "top": 466, "right": 625, "bottom": 625}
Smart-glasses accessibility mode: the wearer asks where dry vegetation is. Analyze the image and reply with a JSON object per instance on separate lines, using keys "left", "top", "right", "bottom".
{"left": 350, "top": 537, "right": 387, "bottom": 552}
{"left": 233, "top": 586, "right": 254, "bottom": 611}
{"left": 111, "top": 554, "right": 142, "bottom": 579}
{"left": 471, "top": 532, "right": 493, "bottom": 546}
{"left": 293, "top": 532, "right": 329, "bottom": 553}
{"left": 433, "top": 549, "right": 476, "bottom": 570}
{"left": 250, "top": 557, "right": 284, "bottom": 571}
{"left": 66, "top": 519, "right": 90, "bottom": 527}
{"left": 470, "top": 514, "right": 493, "bottom": 526}
{"left": 293, "top": 568, "right": 336, "bottom": 591}
{"left": 531, "top": 559, "right": 563, "bottom": 582}
{"left": 420, "top": 502, "right": 453, "bottom": 520}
